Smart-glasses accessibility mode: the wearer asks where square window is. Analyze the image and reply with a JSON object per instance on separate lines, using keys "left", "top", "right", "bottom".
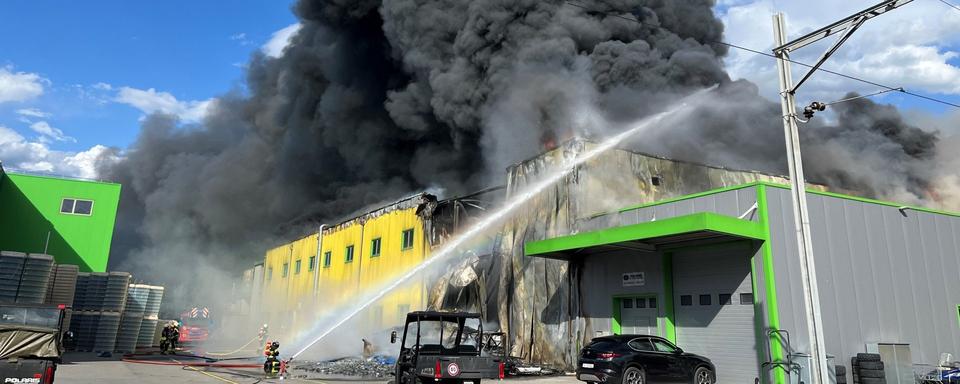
{"left": 323, "top": 251, "right": 332, "bottom": 268}
{"left": 282, "top": 263, "right": 289, "bottom": 278}
{"left": 308, "top": 256, "right": 316, "bottom": 271}
{"left": 680, "top": 295, "right": 692, "bottom": 306}
{"left": 740, "top": 293, "right": 754, "bottom": 305}
{"left": 401, "top": 229, "right": 415, "bottom": 250}
{"left": 719, "top": 294, "right": 732, "bottom": 305}
{"left": 295, "top": 259, "right": 302, "bottom": 274}
{"left": 636, "top": 298, "right": 646, "bottom": 308}
{"left": 622, "top": 299, "right": 633, "bottom": 309}
{"left": 371, "top": 238, "right": 382, "bottom": 257}
{"left": 648, "top": 298, "right": 657, "bottom": 308}
{"left": 345, "top": 245, "right": 355, "bottom": 263}
{"left": 699, "top": 294, "right": 711, "bottom": 305}
{"left": 60, "top": 199, "right": 75, "bottom": 213}
{"left": 73, "top": 200, "right": 93, "bottom": 215}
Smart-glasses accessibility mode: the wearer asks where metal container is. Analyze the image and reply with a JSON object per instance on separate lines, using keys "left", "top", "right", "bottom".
{"left": 102, "top": 272, "right": 130, "bottom": 312}
{"left": 45, "top": 264, "right": 78, "bottom": 306}
{"left": 0, "top": 251, "right": 26, "bottom": 302}
{"left": 93, "top": 311, "right": 121, "bottom": 352}
{"left": 137, "top": 317, "right": 159, "bottom": 348}
{"left": 115, "top": 312, "right": 144, "bottom": 353}
{"left": 145, "top": 286, "right": 164, "bottom": 317}
{"left": 16, "top": 254, "right": 54, "bottom": 304}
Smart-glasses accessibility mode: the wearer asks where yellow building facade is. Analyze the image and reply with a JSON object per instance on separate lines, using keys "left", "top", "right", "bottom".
{"left": 260, "top": 194, "right": 435, "bottom": 340}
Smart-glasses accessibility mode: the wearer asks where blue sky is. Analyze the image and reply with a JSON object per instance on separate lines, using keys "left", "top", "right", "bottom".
{"left": 1, "top": 0, "right": 958, "bottom": 178}
{"left": 0, "top": 0, "right": 296, "bottom": 177}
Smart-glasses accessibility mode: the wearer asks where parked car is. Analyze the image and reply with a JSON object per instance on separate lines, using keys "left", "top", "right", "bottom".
{"left": 577, "top": 335, "right": 715, "bottom": 384}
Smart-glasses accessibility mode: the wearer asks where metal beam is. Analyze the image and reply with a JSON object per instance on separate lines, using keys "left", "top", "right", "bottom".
{"left": 790, "top": 15, "right": 868, "bottom": 93}
{"left": 773, "top": 0, "right": 913, "bottom": 54}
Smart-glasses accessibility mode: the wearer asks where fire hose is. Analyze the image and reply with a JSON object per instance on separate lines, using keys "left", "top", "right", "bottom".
{"left": 204, "top": 336, "right": 261, "bottom": 356}
{"left": 121, "top": 352, "right": 262, "bottom": 368}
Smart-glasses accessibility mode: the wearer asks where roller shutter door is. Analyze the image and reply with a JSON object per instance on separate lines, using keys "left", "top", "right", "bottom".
{"left": 674, "top": 248, "right": 759, "bottom": 384}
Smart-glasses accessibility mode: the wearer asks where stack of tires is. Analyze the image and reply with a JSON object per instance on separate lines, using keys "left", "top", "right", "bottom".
{"left": 852, "top": 353, "right": 885, "bottom": 384}
{"left": 836, "top": 365, "right": 848, "bottom": 384}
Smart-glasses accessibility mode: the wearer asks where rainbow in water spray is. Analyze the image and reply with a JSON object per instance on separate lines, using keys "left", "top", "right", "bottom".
{"left": 290, "top": 85, "right": 717, "bottom": 359}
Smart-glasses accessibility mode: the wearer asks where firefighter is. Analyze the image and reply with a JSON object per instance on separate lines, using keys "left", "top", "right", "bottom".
{"left": 263, "top": 341, "right": 281, "bottom": 376}
{"left": 160, "top": 321, "right": 180, "bottom": 355}
{"left": 258, "top": 323, "right": 269, "bottom": 344}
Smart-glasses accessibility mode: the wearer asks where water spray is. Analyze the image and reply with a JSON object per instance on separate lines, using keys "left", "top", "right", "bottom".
{"left": 290, "top": 85, "right": 717, "bottom": 359}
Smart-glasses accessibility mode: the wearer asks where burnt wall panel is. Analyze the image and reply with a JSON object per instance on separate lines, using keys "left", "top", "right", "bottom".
{"left": 766, "top": 186, "right": 960, "bottom": 364}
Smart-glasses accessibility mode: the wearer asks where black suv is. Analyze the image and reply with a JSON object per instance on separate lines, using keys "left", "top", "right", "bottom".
{"left": 577, "top": 335, "right": 715, "bottom": 384}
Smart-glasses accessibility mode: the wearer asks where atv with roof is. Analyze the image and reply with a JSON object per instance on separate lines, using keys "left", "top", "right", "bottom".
{"left": 391, "top": 311, "right": 504, "bottom": 384}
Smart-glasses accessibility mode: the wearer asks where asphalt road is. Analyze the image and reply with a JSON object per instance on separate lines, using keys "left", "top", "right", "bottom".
{"left": 55, "top": 353, "right": 582, "bottom": 384}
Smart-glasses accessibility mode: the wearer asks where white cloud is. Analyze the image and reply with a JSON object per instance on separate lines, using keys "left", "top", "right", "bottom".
{"left": 29, "top": 121, "right": 75, "bottom": 143}
{"left": 0, "top": 66, "right": 45, "bottom": 103}
{"left": 0, "top": 125, "right": 115, "bottom": 179}
{"left": 15, "top": 108, "right": 50, "bottom": 118}
{"left": 262, "top": 23, "right": 301, "bottom": 58}
{"left": 114, "top": 86, "right": 216, "bottom": 123}
{"left": 230, "top": 32, "right": 247, "bottom": 41}
{"left": 92, "top": 82, "right": 113, "bottom": 91}
{"left": 717, "top": 0, "right": 960, "bottom": 102}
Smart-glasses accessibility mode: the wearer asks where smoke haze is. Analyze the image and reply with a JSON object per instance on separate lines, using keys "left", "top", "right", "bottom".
{"left": 98, "top": 0, "right": 957, "bottom": 312}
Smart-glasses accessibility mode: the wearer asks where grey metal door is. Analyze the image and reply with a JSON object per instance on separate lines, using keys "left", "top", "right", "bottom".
{"left": 674, "top": 246, "right": 759, "bottom": 384}
{"left": 621, "top": 297, "right": 659, "bottom": 335}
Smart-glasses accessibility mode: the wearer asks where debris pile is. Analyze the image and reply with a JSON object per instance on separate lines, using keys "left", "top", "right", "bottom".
{"left": 292, "top": 357, "right": 395, "bottom": 378}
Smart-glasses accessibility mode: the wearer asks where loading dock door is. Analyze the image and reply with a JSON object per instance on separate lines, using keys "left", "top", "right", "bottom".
{"left": 674, "top": 247, "right": 759, "bottom": 384}
{"left": 621, "top": 297, "right": 659, "bottom": 336}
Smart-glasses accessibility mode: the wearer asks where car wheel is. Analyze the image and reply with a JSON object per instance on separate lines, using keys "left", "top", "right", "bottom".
{"left": 622, "top": 366, "right": 645, "bottom": 384}
{"left": 694, "top": 367, "right": 714, "bottom": 384}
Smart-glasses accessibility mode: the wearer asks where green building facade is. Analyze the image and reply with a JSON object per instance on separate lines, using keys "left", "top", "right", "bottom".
{"left": 0, "top": 166, "right": 121, "bottom": 272}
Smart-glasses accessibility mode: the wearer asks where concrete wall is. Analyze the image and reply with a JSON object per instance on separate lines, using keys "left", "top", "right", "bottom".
{"left": 765, "top": 186, "right": 960, "bottom": 365}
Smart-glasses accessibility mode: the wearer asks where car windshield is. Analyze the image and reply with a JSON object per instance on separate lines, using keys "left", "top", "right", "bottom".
{"left": 0, "top": 306, "right": 60, "bottom": 328}
{"left": 403, "top": 317, "right": 481, "bottom": 353}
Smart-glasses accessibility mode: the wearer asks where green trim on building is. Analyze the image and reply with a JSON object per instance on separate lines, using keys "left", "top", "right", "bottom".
{"left": 757, "top": 181, "right": 960, "bottom": 218}
{"left": 662, "top": 252, "right": 676, "bottom": 343}
{"left": 757, "top": 185, "right": 786, "bottom": 384}
{"left": 525, "top": 212, "right": 765, "bottom": 257}
{"left": 0, "top": 172, "right": 121, "bottom": 272}
{"left": 588, "top": 183, "right": 761, "bottom": 218}
{"left": 611, "top": 297, "right": 622, "bottom": 335}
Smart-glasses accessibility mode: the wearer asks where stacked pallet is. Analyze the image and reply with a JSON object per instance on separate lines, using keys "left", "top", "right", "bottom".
{"left": 115, "top": 284, "right": 150, "bottom": 353}
{"left": 137, "top": 286, "right": 164, "bottom": 348}
{"left": 0, "top": 252, "right": 54, "bottom": 303}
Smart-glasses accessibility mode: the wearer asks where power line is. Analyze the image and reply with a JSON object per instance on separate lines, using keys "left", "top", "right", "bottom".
{"left": 564, "top": 1, "right": 960, "bottom": 109}
{"left": 937, "top": 0, "right": 960, "bottom": 13}
{"left": 824, "top": 88, "right": 904, "bottom": 106}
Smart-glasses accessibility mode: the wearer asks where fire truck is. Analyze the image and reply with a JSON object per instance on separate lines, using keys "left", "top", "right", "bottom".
{"left": 178, "top": 306, "right": 212, "bottom": 344}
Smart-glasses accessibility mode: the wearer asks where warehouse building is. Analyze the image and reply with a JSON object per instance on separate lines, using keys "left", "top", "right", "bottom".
{"left": 0, "top": 163, "right": 121, "bottom": 272}
{"left": 515, "top": 144, "right": 960, "bottom": 384}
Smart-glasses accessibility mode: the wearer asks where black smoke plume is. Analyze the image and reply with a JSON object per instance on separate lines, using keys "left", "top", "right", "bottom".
{"left": 99, "top": 0, "right": 949, "bottom": 312}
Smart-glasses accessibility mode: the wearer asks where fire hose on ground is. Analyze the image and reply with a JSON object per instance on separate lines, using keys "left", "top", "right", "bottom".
{"left": 204, "top": 336, "right": 261, "bottom": 357}
{"left": 121, "top": 351, "right": 262, "bottom": 368}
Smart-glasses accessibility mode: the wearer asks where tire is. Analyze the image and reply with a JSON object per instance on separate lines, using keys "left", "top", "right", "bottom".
{"left": 621, "top": 366, "right": 645, "bottom": 384}
{"left": 857, "top": 354, "right": 882, "bottom": 362}
{"left": 859, "top": 370, "right": 885, "bottom": 378}
{"left": 860, "top": 378, "right": 886, "bottom": 384}
{"left": 693, "top": 367, "right": 714, "bottom": 384}
{"left": 859, "top": 362, "right": 884, "bottom": 370}
{"left": 836, "top": 366, "right": 847, "bottom": 376}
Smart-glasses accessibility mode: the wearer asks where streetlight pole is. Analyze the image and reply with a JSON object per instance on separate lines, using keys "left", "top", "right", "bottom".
{"left": 770, "top": 2, "right": 913, "bottom": 384}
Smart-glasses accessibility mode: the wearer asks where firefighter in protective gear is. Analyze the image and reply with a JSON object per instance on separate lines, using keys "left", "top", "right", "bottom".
{"left": 263, "top": 341, "right": 281, "bottom": 376}
{"left": 160, "top": 321, "right": 180, "bottom": 355}
{"left": 258, "top": 323, "right": 269, "bottom": 344}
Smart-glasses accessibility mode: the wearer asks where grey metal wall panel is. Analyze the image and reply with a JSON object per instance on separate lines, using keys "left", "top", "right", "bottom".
{"left": 766, "top": 187, "right": 960, "bottom": 365}
{"left": 580, "top": 251, "right": 665, "bottom": 337}
{"left": 624, "top": 187, "right": 759, "bottom": 226}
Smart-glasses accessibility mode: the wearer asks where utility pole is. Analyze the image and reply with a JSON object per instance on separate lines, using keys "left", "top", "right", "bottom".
{"left": 771, "top": 1, "right": 912, "bottom": 384}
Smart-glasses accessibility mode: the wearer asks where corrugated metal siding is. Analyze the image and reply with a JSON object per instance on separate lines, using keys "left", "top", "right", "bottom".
{"left": 579, "top": 187, "right": 761, "bottom": 231}
{"left": 766, "top": 186, "right": 960, "bottom": 364}
{"left": 580, "top": 251, "right": 665, "bottom": 336}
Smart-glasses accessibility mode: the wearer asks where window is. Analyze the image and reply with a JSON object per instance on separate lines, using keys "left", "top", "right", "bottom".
{"left": 628, "top": 338, "right": 654, "bottom": 351}
{"left": 309, "top": 256, "right": 316, "bottom": 271}
{"left": 282, "top": 263, "right": 289, "bottom": 278}
{"left": 651, "top": 176, "right": 662, "bottom": 186}
{"left": 719, "top": 293, "right": 733, "bottom": 305}
{"left": 649, "top": 298, "right": 657, "bottom": 308}
{"left": 401, "top": 229, "right": 415, "bottom": 250}
{"left": 680, "top": 295, "right": 692, "bottom": 306}
{"left": 267, "top": 267, "right": 273, "bottom": 281}
{"left": 60, "top": 198, "right": 94, "bottom": 215}
{"left": 295, "top": 259, "right": 302, "bottom": 274}
{"left": 323, "top": 251, "right": 332, "bottom": 268}
{"left": 636, "top": 298, "right": 646, "bottom": 308}
{"left": 622, "top": 298, "right": 633, "bottom": 309}
{"left": 651, "top": 339, "right": 679, "bottom": 353}
{"left": 699, "top": 294, "right": 712, "bottom": 306}
{"left": 371, "top": 238, "right": 382, "bottom": 257}
{"left": 740, "top": 293, "right": 754, "bottom": 305}
{"left": 345, "top": 245, "right": 355, "bottom": 263}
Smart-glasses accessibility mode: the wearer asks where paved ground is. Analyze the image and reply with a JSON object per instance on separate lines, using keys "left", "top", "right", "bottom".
{"left": 56, "top": 352, "right": 581, "bottom": 384}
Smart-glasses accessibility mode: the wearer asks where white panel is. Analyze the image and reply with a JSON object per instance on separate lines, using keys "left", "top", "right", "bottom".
{"left": 674, "top": 246, "right": 759, "bottom": 384}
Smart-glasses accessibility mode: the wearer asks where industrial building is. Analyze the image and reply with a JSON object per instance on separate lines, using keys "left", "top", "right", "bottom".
{"left": 253, "top": 139, "right": 960, "bottom": 384}
{"left": 0, "top": 163, "right": 121, "bottom": 272}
